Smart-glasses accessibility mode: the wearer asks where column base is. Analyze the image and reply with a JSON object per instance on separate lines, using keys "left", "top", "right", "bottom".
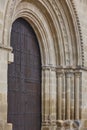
{"left": 80, "top": 127, "right": 87, "bottom": 130}
{"left": 5, "top": 123, "right": 12, "bottom": 130}
{"left": 0, "top": 121, "right": 12, "bottom": 130}
{"left": 41, "top": 120, "right": 87, "bottom": 130}
{"left": 57, "top": 120, "right": 81, "bottom": 130}
{"left": 42, "top": 126, "right": 57, "bottom": 130}
{"left": 41, "top": 121, "right": 57, "bottom": 130}
{"left": 79, "top": 120, "right": 87, "bottom": 130}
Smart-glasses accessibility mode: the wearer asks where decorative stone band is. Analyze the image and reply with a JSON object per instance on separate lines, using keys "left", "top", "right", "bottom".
{"left": 42, "top": 65, "right": 87, "bottom": 72}
{"left": 0, "top": 43, "right": 12, "bottom": 51}
{"left": 42, "top": 65, "right": 82, "bottom": 72}
{"left": 42, "top": 65, "right": 56, "bottom": 71}
{"left": 0, "top": 43, "right": 14, "bottom": 64}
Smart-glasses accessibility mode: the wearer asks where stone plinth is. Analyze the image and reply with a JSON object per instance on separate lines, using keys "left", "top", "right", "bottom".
{"left": 0, "top": 122, "right": 12, "bottom": 130}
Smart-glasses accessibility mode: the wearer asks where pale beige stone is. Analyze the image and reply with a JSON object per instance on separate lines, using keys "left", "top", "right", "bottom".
{"left": 4, "top": 123, "right": 12, "bottom": 130}
{"left": 0, "top": 0, "right": 87, "bottom": 130}
{"left": 8, "top": 52, "right": 14, "bottom": 64}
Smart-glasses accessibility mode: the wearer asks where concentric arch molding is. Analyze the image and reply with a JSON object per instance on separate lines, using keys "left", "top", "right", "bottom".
{"left": 2, "top": 0, "right": 83, "bottom": 67}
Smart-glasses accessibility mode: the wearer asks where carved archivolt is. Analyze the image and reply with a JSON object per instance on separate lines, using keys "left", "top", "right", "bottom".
{"left": 3, "top": 0, "right": 83, "bottom": 67}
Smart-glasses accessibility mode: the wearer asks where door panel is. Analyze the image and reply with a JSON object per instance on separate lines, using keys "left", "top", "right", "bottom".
{"left": 7, "top": 18, "right": 41, "bottom": 130}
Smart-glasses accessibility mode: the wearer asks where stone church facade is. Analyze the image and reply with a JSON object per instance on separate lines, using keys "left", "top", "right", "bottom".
{"left": 0, "top": 0, "right": 87, "bottom": 130}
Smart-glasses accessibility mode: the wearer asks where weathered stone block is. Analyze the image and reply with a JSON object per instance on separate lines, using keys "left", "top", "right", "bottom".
{"left": 4, "top": 123, "right": 12, "bottom": 130}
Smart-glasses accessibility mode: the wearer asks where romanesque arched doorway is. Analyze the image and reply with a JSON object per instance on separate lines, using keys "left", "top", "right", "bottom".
{"left": 7, "top": 18, "right": 41, "bottom": 130}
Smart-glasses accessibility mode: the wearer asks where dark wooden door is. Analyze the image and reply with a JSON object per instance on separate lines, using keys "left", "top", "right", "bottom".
{"left": 7, "top": 18, "right": 41, "bottom": 130}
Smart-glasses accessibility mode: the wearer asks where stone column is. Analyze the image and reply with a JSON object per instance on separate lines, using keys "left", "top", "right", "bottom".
{"left": 66, "top": 72, "right": 71, "bottom": 120}
{"left": 57, "top": 71, "right": 63, "bottom": 120}
{"left": 42, "top": 66, "right": 57, "bottom": 130}
{"left": 42, "top": 68, "right": 45, "bottom": 125}
{"left": 49, "top": 67, "right": 57, "bottom": 130}
{"left": 70, "top": 73, "right": 74, "bottom": 120}
{"left": 42, "top": 66, "right": 50, "bottom": 129}
{"left": 62, "top": 72, "right": 65, "bottom": 120}
{"left": 75, "top": 72, "right": 80, "bottom": 120}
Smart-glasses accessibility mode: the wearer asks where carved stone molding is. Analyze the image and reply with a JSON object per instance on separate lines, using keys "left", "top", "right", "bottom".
{"left": 71, "top": 0, "right": 84, "bottom": 66}
{"left": 74, "top": 72, "right": 81, "bottom": 77}
{"left": 0, "top": 43, "right": 12, "bottom": 51}
{"left": 50, "top": 0, "right": 71, "bottom": 66}
{"left": 42, "top": 65, "right": 56, "bottom": 72}
{"left": 3, "top": 0, "right": 83, "bottom": 67}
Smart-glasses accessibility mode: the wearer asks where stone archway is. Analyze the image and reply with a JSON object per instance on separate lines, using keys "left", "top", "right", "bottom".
{"left": 1, "top": 0, "right": 83, "bottom": 130}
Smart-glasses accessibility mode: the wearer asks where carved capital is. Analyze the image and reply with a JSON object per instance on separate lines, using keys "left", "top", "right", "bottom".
{"left": 42, "top": 65, "right": 56, "bottom": 72}
{"left": 74, "top": 72, "right": 81, "bottom": 78}
{"left": 56, "top": 67, "right": 64, "bottom": 77}
{"left": 65, "top": 72, "right": 73, "bottom": 78}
